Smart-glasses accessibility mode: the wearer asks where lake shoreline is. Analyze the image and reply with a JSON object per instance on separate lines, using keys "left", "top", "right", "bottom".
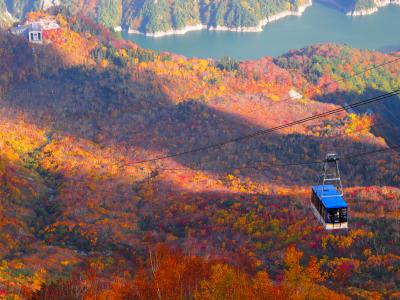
{"left": 347, "top": 0, "right": 400, "bottom": 16}
{"left": 117, "top": 0, "right": 400, "bottom": 37}
{"left": 124, "top": 2, "right": 400, "bottom": 60}
{"left": 119, "top": 0, "right": 313, "bottom": 38}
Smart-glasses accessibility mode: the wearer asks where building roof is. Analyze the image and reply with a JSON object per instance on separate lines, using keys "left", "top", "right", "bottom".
{"left": 29, "top": 22, "right": 42, "bottom": 31}
{"left": 312, "top": 185, "right": 348, "bottom": 209}
{"left": 10, "top": 24, "right": 29, "bottom": 35}
{"left": 40, "top": 20, "right": 60, "bottom": 30}
{"left": 12, "top": 18, "right": 60, "bottom": 34}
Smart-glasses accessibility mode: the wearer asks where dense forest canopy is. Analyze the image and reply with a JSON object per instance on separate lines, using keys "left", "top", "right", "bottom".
{"left": 354, "top": 0, "right": 380, "bottom": 10}
{"left": 0, "top": 8, "right": 399, "bottom": 300}
{"left": 1, "top": 0, "right": 399, "bottom": 33}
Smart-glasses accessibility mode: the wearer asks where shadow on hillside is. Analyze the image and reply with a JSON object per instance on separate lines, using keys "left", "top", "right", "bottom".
{"left": 315, "top": 0, "right": 352, "bottom": 13}
{"left": 2, "top": 37, "right": 399, "bottom": 187}
{"left": 27, "top": 161, "right": 319, "bottom": 271}
{"left": 378, "top": 44, "right": 400, "bottom": 54}
{"left": 130, "top": 179, "right": 319, "bottom": 272}
{"left": 315, "top": 88, "right": 400, "bottom": 146}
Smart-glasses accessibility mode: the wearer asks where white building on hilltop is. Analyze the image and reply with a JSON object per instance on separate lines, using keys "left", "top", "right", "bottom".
{"left": 11, "top": 18, "right": 61, "bottom": 44}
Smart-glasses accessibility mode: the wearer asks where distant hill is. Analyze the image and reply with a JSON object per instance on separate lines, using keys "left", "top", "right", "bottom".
{"left": 120, "top": 0, "right": 313, "bottom": 35}
{"left": 349, "top": 0, "right": 400, "bottom": 15}
{"left": 0, "top": 0, "right": 14, "bottom": 26}
{"left": 1, "top": 0, "right": 400, "bottom": 34}
{"left": 0, "top": 0, "right": 312, "bottom": 32}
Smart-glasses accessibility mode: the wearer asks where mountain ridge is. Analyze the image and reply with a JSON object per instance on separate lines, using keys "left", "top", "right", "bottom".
{"left": 0, "top": 11, "right": 399, "bottom": 298}
{"left": 1, "top": 0, "right": 400, "bottom": 35}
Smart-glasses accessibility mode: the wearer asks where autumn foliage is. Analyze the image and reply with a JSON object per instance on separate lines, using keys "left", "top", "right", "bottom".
{"left": 0, "top": 12, "right": 399, "bottom": 299}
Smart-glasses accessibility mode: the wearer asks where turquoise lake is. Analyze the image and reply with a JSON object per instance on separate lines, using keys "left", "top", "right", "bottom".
{"left": 122, "top": 2, "right": 400, "bottom": 60}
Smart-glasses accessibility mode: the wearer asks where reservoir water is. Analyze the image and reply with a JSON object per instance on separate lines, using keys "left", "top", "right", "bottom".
{"left": 122, "top": 2, "right": 400, "bottom": 60}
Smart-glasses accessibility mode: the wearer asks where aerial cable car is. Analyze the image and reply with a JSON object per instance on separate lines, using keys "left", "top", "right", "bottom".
{"left": 311, "top": 153, "right": 348, "bottom": 230}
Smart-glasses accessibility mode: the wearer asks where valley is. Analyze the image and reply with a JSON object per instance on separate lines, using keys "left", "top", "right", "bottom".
{"left": 0, "top": 6, "right": 399, "bottom": 300}
{"left": 126, "top": 2, "right": 400, "bottom": 59}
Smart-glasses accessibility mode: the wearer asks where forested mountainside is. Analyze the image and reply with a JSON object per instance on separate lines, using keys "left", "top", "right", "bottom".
{"left": 353, "top": 0, "right": 399, "bottom": 10}
{"left": 0, "top": 0, "right": 311, "bottom": 32}
{"left": 121, "top": 0, "right": 312, "bottom": 34}
{"left": 0, "top": 12, "right": 400, "bottom": 299}
{"left": 354, "top": 0, "right": 378, "bottom": 10}
{"left": 1, "top": 0, "right": 399, "bottom": 34}
{"left": 0, "top": 1, "right": 14, "bottom": 26}
{"left": 0, "top": 0, "right": 57, "bottom": 20}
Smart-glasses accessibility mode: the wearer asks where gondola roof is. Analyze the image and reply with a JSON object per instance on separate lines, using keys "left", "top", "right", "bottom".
{"left": 312, "top": 185, "right": 348, "bottom": 209}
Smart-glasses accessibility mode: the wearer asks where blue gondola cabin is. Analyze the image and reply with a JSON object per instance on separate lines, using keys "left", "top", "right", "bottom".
{"left": 311, "top": 185, "right": 348, "bottom": 230}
